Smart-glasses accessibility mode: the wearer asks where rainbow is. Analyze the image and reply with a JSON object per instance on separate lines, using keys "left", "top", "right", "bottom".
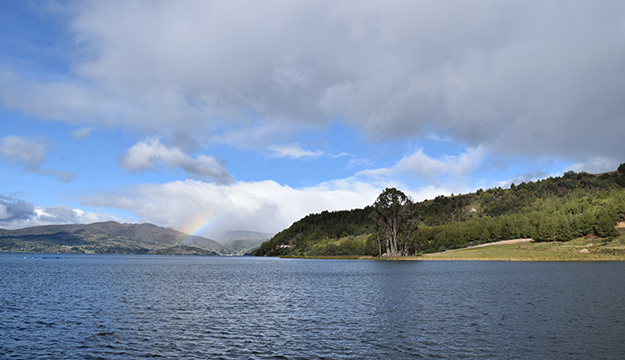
{"left": 178, "top": 215, "right": 222, "bottom": 245}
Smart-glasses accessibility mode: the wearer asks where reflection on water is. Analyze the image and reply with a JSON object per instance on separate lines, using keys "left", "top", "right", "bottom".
{"left": 1, "top": 254, "right": 624, "bottom": 359}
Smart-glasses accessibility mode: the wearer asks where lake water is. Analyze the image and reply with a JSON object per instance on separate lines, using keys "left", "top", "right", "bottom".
{"left": 1, "top": 254, "right": 624, "bottom": 359}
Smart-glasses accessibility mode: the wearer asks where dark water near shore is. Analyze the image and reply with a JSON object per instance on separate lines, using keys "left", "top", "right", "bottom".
{"left": 1, "top": 254, "right": 625, "bottom": 359}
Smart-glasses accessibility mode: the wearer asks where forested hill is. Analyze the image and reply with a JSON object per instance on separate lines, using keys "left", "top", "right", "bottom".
{"left": 252, "top": 165, "right": 625, "bottom": 257}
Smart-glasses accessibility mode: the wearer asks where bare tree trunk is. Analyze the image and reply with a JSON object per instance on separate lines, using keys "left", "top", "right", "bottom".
{"left": 386, "top": 236, "right": 391, "bottom": 256}
{"left": 390, "top": 217, "right": 398, "bottom": 257}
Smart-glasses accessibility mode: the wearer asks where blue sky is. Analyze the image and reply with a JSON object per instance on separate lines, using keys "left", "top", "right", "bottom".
{"left": 1, "top": 1, "right": 624, "bottom": 237}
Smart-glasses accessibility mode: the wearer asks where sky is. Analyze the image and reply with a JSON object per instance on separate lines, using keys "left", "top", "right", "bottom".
{"left": 1, "top": 0, "right": 624, "bottom": 238}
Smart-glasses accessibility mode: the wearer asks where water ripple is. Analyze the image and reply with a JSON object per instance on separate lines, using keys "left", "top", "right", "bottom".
{"left": 2, "top": 255, "right": 625, "bottom": 358}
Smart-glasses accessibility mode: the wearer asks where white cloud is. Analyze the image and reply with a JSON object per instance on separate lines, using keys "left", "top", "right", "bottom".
{"left": 346, "top": 158, "right": 374, "bottom": 169}
{"left": 82, "top": 178, "right": 382, "bottom": 234}
{"left": 358, "top": 147, "right": 485, "bottom": 181}
{"left": 72, "top": 127, "right": 93, "bottom": 138}
{"left": 0, "top": 135, "right": 49, "bottom": 165}
{"left": 565, "top": 157, "right": 621, "bottom": 175}
{"left": 118, "top": 137, "right": 234, "bottom": 184}
{"left": 267, "top": 144, "right": 324, "bottom": 159}
{"left": 32, "top": 168, "right": 76, "bottom": 183}
{"left": 0, "top": 135, "right": 76, "bottom": 182}
{"left": 491, "top": 171, "right": 552, "bottom": 190}
{"left": 80, "top": 175, "right": 468, "bottom": 235}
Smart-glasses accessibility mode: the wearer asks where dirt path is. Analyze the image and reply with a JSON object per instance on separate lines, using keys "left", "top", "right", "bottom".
{"left": 446, "top": 238, "right": 533, "bottom": 252}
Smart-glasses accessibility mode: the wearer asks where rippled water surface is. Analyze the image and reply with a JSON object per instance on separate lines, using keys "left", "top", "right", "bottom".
{"left": 2, "top": 254, "right": 625, "bottom": 359}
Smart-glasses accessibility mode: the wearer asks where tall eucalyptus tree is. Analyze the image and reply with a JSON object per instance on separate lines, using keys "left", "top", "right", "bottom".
{"left": 371, "top": 187, "right": 414, "bottom": 257}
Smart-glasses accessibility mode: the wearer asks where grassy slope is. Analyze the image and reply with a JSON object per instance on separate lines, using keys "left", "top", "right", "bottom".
{"left": 280, "top": 226, "right": 625, "bottom": 261}
{"left": 418, "top": 233, "right": 625, "bottom": 261}
{"left": 0, "top": 221, "right": 229, "bottom": 254}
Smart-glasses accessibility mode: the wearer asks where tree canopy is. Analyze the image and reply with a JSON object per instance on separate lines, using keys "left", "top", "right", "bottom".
{"left": 371, "top": 188, "right": 414, "bottom": 257}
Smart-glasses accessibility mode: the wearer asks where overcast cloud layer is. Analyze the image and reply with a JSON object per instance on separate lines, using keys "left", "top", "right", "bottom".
{"left": 0, "top": 0, "right": 623, "bottom": 234}
{"left": 2, "top": 0, "right": 623, "bottom": 158}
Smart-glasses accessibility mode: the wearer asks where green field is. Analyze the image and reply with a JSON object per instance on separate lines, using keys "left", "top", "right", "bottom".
{"left": 279, "top": 232, "right": 625, "bottom": 261}
{"left": 418, "top": 234, "right": 625, "bottom": 261}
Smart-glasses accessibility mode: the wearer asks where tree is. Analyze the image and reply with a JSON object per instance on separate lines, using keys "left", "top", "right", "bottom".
{"left": 617, "top": 163, "right": 625, "bottom": 187}
{"left": 373, "top": 227, "right": 383, "bottom": 257}
{"left": 595, "top": 206, "right": 617, "bottom": 237}
{"left": 536, "top": 214, "right": 556, "bottom": 242}
{"left": 371, "top": 188, "right": 413, "bottom": 257}
{"left": 556, "top": 215, "right": 574, "bottom": 241}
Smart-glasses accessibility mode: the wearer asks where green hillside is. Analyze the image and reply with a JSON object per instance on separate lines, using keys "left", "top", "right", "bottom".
{"left": 147, "top": 246, "right": 219, "bottom": 256}
{"left": 252, "top": 164, "right": 625, "bottom": 257}
{"left": 0, "top": 221, "right": 229, "bottom": 254}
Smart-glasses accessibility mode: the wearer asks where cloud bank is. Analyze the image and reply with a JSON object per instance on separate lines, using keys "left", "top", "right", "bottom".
{"left": 80, "top": 177, "right": 460, "bottom": 235}
{"left": 0, "top": 195, "right": 123, "bottom": 230}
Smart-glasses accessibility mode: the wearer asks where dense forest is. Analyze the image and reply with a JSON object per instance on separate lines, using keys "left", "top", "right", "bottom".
{"left": 252, "top": 164, "right": 625, "bottom": 257}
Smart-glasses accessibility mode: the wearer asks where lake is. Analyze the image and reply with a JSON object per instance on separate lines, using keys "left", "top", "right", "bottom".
{"left": 1, "top": 254, "right": 624, "bottom": 359}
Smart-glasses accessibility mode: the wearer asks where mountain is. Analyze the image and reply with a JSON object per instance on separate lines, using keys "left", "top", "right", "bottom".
{"left": 0, "top": 221, "right": 229, "bottom": 255}
{"left": 181, "top": 235, "right": 230, "bottom": 253}
{"left": 253, "top": 166, "right": 625, "bottom": 257}
{"left": 208, "top": 230, "right": 274, "bottom": 255}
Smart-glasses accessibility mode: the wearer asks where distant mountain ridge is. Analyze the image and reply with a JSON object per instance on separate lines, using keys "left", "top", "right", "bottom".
{"left": 209, "top": 230, "right": 274, "bottom": 255}
{"left": 0, "top": 221, "right": 228, "bottom": 255}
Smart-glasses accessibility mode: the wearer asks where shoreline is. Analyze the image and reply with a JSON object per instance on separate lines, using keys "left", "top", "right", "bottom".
{"left": 280, "top": 236, "right": 625, "bottom": 261}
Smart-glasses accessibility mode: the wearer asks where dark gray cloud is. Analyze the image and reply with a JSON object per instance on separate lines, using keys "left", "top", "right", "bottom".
{"left": 38, "top": 205, "right": 79, "bottom": 223}
{"left": 0, "top": 0, "right": 623, "bottom": 166}
{"left": 0, "top": 195, "right": 36, "bottom": 223}
{"left": 0, "top": 195, "right": 125, "bottom": 230}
